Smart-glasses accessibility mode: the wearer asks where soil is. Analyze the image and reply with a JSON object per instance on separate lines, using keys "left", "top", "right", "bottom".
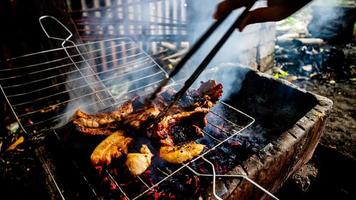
{"left": 273, "top": 39, "right": 355, "bottom": 159}
{"left": 277, "top": 78, "right": 356, "bottom": 200}
{"left": 276, "top": 40, "right": 356, "bottom": 199}
{"left": 298, "top": 80, "right": 355, "bottom": 159}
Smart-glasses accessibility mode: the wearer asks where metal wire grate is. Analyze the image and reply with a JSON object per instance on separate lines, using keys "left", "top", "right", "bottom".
{"left": 0, "top": 16, "right": 278, "bottom": 200}
{"left": 0, "top": 36, "right": 169, "bottom": 135}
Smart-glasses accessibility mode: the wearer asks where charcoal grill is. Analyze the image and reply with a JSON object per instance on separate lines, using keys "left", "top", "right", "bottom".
{"left": 0, "top": 16, "right": 282, "bottom": 200}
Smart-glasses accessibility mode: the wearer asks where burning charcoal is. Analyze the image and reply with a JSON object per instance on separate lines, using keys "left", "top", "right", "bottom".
{"left": 159, "top": 174, "right": 200, "bottom": 198}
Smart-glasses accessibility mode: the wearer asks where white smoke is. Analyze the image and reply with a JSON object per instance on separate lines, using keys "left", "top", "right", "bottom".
{"left": 173, "top": 0, "right": 269, "bottom": 99}
{"left": 59, "top": 0, "right": 266, "bottom": 126}
{"left": 307, "top": 0, "right": 355, "bottom": 39}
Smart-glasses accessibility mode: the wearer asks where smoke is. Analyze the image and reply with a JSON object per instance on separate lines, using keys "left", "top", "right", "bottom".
{"left": 307, "top": 0, "right": 356, "bottom": 40}
{"left": 195, "top": 63, "right": 250, "bottom": 100}
{"left": 56, "top": 62, "right": 110, "bottom": 128}
{"left": 58, "top": 0, "right": 266, "bottom": 126}
{"left": 173, "top": 0, "right": 269, "bottom": 99}
{"left": 184, "top": 0, "right": 265, "bottom": 67}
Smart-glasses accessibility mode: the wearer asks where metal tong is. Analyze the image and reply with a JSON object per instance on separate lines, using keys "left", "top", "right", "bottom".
{"left": 147, "top": 1, "right": 256, "bottom": 121}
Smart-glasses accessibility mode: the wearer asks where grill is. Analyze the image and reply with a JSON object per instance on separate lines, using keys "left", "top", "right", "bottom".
{"left": 0, "top": 16, "right": 279, "bottom": 200}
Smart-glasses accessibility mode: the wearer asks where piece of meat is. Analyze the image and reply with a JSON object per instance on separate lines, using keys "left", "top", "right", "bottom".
{"left": 73, "top": 80, "right": 221, "bottom": 137}
{"left": 123, "top": 106, "right": 160, "bottom": 129}
{"left": 125, "top": 145, "right": 153, "bottom": 176}
{"left": 151, "top": 80, "right": 222, "bottom": 114}
{"left": 74, "top": 110, "right": 114, "bottom": 128}
{"left": 170, "top": 124, "right": 204, "bottom": 144}
{"left": 147, "top": 107, "right": 210, "bottom": 146}
{"left": 73, "top": 100, "right": 134, "bottom": 129}
{"left": 71, "top": 80, "right": 222, "bottom": 167}
{"left": 90, "top": 131, "right": 133, "bottom": 166}
{"left": 159, "top": 142, "right": 205, "bottom": 164}
{"left": 77, "top": 126, "right": 117, "bottom": 136}
{"left": 195, "top": 80, "right": 223, "bottom": 104}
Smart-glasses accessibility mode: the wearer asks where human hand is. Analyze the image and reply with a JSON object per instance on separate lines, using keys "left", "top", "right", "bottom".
{"left": 214, "top": 0, "right": 312, "bottom": 31}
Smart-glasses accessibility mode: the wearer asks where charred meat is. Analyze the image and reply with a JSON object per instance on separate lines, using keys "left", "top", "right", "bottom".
{"left": 195, "top": 80, "right": 223, "bottom": 104}
{"left": 123, "top": 106, "right": 160, "bottom": 129}
{"left": 148, "top": 107, "right": 210, "bottom": 146}
{"left": 151, "top": 80, "right": 223, "bottom": 112}
{"left": 70, "top": 80, "right": 222, "bottom": 167}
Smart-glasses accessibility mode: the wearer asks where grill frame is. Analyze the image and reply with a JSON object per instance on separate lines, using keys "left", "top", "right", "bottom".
{"left": 0, "top": 16, "right": 282, "bottom": 200}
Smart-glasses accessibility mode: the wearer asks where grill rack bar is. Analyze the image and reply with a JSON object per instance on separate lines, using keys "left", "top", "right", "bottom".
{"left": 130, "top": 103, "right": 256, "bottom": 200}
{"left": 0, "top": 16, "right": 279, "bottom": 200}
{"left": 0, "top": 41, "right": 137, "bottom": 75}
{"left": 12, "top": 60, "right": 155, "bottom": 108}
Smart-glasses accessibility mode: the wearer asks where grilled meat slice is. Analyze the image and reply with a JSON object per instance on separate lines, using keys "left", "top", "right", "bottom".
{"left": 73, "top": 100, "right": 134, "bottom": 129}
{"left": 125, "top": 145, "right": 153, "bottom": 176}
{"left": 90, "top": 131, "right": 133, "bottom": 166}
{"left": 71, "top": 80, "right": 222, "bottom": 167}
{"left": 151, "top": 80, "right": 222, "bottom": 113}
{"left": 170, "top": 124, "right": 204, "bottom": 145}
{"left": 195, "top": 80, "right": 223, "bottom": 104}
{"left": 77, "top": 127, "right": 117, "bottom": 136}
{"left": 74, "top": 110, "right": 114, "bottom": 128}
{"left": 148, "top": 107, "right": 210, "bottom": 146}
{"left": 123, "top": 106, "right": 160, "bottom": 129}
{"left": 159, "top": 142, "right": 205, "bottom": 164}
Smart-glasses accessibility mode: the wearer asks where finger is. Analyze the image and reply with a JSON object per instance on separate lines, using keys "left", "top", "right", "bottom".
{"left": 238, "top": 6, "right": 291, "bottom": 31}
{"left": 214, "top": 1, "right": 237, "bottom": 20}
{"left": 268, "top": 0, "right": 286, "bottom": 7}
{"left": 214, "top": 0, "right": 254, "bottom": 20}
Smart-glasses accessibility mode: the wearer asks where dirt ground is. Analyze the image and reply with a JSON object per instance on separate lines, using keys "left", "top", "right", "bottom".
{"left": 273, "top": 39, "right": 355, "bottom": 159}
{"left": 277, "top": 41, "right": 356, "bottom": 199}
{"left": 298, "top": 80, "right": 355, "bottom": 159}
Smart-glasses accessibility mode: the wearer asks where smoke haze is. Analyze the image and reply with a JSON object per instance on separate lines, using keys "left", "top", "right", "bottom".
{"left": 59, "top": 0, "right": 270, "bottom": 125}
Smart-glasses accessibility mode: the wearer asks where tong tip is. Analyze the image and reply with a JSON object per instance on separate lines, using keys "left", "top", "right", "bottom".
{"left": 145, "top": 78, "right": 170, "bottom": 105}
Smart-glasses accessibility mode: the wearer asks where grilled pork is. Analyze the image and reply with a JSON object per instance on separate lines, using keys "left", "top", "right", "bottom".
{"left": 73, "top": 100, "right": 134, "bottom": 134}
{"left": 125, "top": 145, "right": 153, "bottom": 176}
{"left": 123, "top": 106, "right": 160, "bottom": 129}
{"left": 76, "top": 127, "right": 117, "bottom": 136}
{"left": 90, "top": 131, "right": 133, "bottom": 166}
{"left": 148, "top": 107, "right": 210, "bottom": 146}
{"left": 71, "top": 80, "right": 222, "bottom": 167}
{"left": 159, "top": 142, "right": 205, "bottom": 164}
{"left": 195, "top": 80, "right": 223, "bottom": 104}
{"left": 152, "top": 80, "right": 223, "bottom": 112}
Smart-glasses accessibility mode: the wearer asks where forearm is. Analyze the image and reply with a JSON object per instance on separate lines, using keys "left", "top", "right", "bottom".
{"left": 214, "top": 0, "right": 314, "bottom": 31}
